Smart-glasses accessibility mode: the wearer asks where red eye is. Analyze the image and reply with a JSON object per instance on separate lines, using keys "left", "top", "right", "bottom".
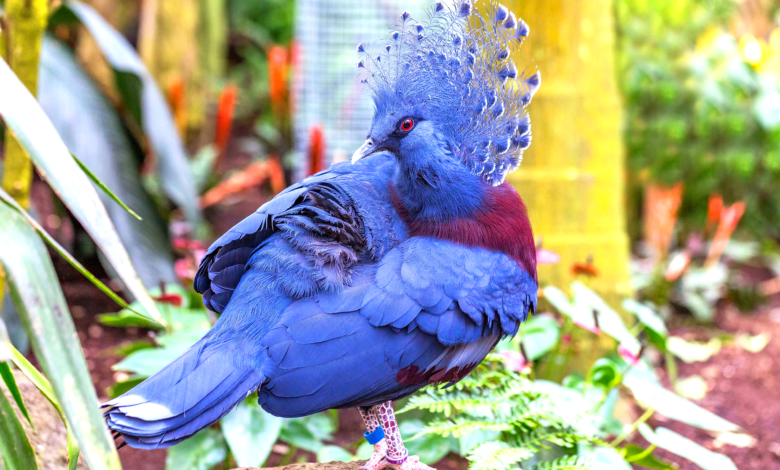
{"left": 401, "top": 119, "right": 414, "bottom": 132}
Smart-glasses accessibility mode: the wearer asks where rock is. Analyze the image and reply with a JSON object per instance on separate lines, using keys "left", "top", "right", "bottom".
{"left": 235, "top": 460, "right": 368, "bottom": 470}
{"left": 0, "top": 369, "right": 88, "bottom": 469}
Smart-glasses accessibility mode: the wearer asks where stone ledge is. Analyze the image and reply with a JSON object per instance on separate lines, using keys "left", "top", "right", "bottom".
{"left": 235, "top": 461, "right": 367, "bottom": 470}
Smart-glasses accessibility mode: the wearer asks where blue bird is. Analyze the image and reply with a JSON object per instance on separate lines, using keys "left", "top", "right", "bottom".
{"left": 104, "top": 1, "right": 540, "bottom": 468}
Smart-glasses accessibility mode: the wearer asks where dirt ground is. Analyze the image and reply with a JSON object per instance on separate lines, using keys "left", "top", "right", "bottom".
{"left": 638, "top": 293, "right": 780, "bottom": 469}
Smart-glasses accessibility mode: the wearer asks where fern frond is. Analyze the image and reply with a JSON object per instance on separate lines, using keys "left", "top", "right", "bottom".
{"left": 527, "top": 456, "right": 595, "bottom": 470}
{"left": 467, "top": 441, "right": 533, "bottom": 470}
{"left": 412, "top": 417, "right": 514, "bottom": 439}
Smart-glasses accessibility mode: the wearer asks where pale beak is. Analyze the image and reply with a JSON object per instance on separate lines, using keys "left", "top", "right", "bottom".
{"left": 352, "top": 138, "right": 378, "bottom": 164}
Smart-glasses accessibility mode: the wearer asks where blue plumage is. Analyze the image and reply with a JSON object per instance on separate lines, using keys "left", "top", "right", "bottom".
{"left": 105, "top": 0, "right": 540, "bottom": 456}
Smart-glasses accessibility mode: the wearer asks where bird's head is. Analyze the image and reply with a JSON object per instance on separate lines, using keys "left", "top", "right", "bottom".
{"left": 352, "top": 0, "right": 540, "bottom": 188}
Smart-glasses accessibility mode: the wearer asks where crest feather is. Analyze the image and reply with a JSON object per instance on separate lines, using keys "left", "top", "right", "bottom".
{"left": 356, "top": 0, "right": 539, "bottom": 185}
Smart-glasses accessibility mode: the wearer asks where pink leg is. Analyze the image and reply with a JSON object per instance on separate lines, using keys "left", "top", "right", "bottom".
{"left": 359, "top": 406, "right": 388, "bottom": 470}
{"left": 374, "top": 402, "right": 435, "bottom": 470}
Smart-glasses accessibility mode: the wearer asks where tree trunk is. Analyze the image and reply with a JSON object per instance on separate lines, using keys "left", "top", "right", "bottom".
{"left": 138, "top": 0, "right": 227, "bottom": 133}
{"left": 1, "top": 0, "right": 48, "bottom": 209}
{"left": 507, "top": 0, "right": 631, "bottom": 306}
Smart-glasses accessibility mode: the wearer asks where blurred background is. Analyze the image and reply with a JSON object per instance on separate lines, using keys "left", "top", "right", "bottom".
{"left": 0, "top": 0, "right": 779, "bottom": 469}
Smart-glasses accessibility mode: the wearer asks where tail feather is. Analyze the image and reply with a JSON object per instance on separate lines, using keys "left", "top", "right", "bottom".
{"left": 104, "top": 342, "right": 263, "bottom": 449}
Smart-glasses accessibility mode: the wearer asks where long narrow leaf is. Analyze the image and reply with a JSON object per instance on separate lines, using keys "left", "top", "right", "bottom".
{"left": 0, "top": 202, "right": 120, "bottom": 470}
{"left": 0, "top": 55, "right": 164, "bottom": 326}
{"left": 72, "top": 153, "right": 141, "bottom": 220}
{"left": 5, "top": 344, "right": 80, "bottom": 470}
{"left": 38, "top": 38, "right": 177, "bottom": 289}
{"left": 60, "top": 1, "right": 201, "bottom": 225}
{"left": 0, "top": 384, "right": 38, "bottom": 470}
{"left": 0, "top": 362, "right": 31, "bottom": 426}
{"left": 0, "top": 187, "right": 159, "bottom": 324}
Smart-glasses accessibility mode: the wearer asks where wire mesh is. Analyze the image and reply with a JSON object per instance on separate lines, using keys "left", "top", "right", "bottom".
{"left": 292, "top": 0, "right": 430, "bottom": 178}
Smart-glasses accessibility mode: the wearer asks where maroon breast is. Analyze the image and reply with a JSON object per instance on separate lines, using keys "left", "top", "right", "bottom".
{"left": 389, "top": 182, "right": 537, "bottom": 282}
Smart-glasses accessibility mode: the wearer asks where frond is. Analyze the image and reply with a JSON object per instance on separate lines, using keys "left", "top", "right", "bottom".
{"left": 467, "top": 441, "right": 533, "bottom": 470}
{"left": 527, "top": 456, "right": 596, "bottom": 470}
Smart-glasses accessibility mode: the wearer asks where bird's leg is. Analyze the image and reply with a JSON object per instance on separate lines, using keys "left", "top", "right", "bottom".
{"left": 375, "top": 401, "right": 435, "bottom": 470}
{"left": 358, "top": 406, "right": 388, "bottom": 470}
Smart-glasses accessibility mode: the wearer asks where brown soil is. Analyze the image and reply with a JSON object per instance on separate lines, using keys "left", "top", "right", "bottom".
{"left": 634, "top": 293, "right": 780, "bottom": 470}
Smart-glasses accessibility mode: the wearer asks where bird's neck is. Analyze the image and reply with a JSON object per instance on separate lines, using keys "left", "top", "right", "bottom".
{"left": 390, "top": 157, "right": 537, "bottom": 281}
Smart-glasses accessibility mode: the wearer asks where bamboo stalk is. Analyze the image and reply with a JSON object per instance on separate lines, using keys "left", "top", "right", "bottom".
{"left": 1, "top": 0, "right": 48, "bottom": 210}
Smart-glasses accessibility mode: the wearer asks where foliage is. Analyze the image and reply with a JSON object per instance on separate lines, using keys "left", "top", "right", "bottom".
{"left": 403, "top": 282, "right": 743, "bottom": 470}
{"left": 617, "top": 0, "right": 780, "bottom": 238}
{"left": 226, "top": 0, "right": 294, "bottom": 116}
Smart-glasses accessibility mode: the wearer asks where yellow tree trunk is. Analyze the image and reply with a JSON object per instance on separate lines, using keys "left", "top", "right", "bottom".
{"left": 138, "top": 0, "right": 227, "bottom": 133}
{"left": 507, "top": 0, "right": 631, "bottom": 304}
{"left": 1, "top": 0, "right": 48, "bottom": 209}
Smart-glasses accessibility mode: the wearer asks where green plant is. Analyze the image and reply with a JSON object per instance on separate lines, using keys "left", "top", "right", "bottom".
{"left": 618, "top": 0, "right": 780, "bottom": 239}
{"left": 401, "top": 282, "right": 744, "bottom": 470}
{"left": 0, "top": 8, "right": 173, "bottom": 468}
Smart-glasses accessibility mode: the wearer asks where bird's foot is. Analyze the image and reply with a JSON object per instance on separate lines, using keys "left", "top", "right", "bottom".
{"left": 399, "top": 455, "right": 435, "bottom": 470}
{"left": 360, "top": 455, "right": 435, "bottom": 470}
{"left": 359, "top": 441, "right": 388, "bottom": 470}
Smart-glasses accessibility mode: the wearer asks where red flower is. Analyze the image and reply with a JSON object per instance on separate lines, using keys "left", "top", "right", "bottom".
{"left": 536, "top": 248, "right": 560, "bottom": 265}
{"left": 571, "top": 262, "right": 599, "bottom": 277}
{"left": 645, "top": 183, "right": 683, "bottom": 259}
{"left": 153, "top": 293, "right": 183, "bottom": 307}
{"left": 307, "top": 124, "right": 326, "bottom": 176}
{"left": 705, "top": 201, "right": 746, "bottom": 267}
{"left": 215, "top": 84, "right": 238, "bottom": 153}
{"left": 707, "top": 194, "right": 723, "bottom": 227}
{"left": 267, "top": 45, "right": 289, "bottom": 119}
{"left": 497, "top": 350, "right": 531, "bottom": 374}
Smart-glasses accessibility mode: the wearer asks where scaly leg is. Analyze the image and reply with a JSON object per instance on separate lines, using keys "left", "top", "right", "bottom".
{"left": 358, "top": 406, "right": 388, "bottom": 470}
{"left": 375, "top": 401, "right": 435, "bottom": 470}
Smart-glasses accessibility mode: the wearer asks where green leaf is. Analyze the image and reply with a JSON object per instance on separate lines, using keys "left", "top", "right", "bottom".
{"left": 280, "top": 413, "right": 335, "bottom": 453}
{"left": 673, "top": 375, "right": 708, "bottom": 400}
{"left": 622, "top": 299, "right": 667, "bottom": 337}
{"left": 572, "top": 283, "right": 641, "bottom": 353}
{"left": 588, "top": 358, "right": 622, "bottom": 389}
{"left": 60, "top": 1, "right": 201, "bottom": 225}
{"left": 316, "top": 445, "right": 356, "bottom": 463}
{"left": 516, "top": 315, "right": 560, "bottom": 361}
{"left": 0, "top": 187, "right": 139, "bottom": 317}
{"left": 0, "top": 384, "right": 38, "bottom": 470}
{"left": 165, "top": 427, "right": 227, "bottom": 470}
{"left": 400, "top": 419, "right": 454, "bottom": 464}
{"left": 620, "top": 444, "right": 676, "bottom": 469}
{"left": 623, "top": 368, "right": 739, "bottom": 432}
{"left": 578, "top": 446, "right": 630, "bottom": 470}
{"left": 0, "top": 362, "right": 31, "bottom": 426}
{"left": 0, "top": 55, "right": 164, "bottom": 327}
{"left": 0, "top": 204, "right": 120, "bottom": 470}
{"left": 72, "top": 153, "right": 141, "bottom": 220}
{"left": 222, "top": 398, "right": 284, "bottom": 467}
{"left": 112, "top": 347, "right": 185, "bottom": 377}
{"left": 4, "top": 341, "right": 79, "bottom": 470}
{"left": 638, "top": 424, "right": 737, "bottom": 470}
{"left": 666, "top": 337, "right": 721, "bottom": 363}
{"left": 38, "top": 37, "right": 177, "bottom": 289}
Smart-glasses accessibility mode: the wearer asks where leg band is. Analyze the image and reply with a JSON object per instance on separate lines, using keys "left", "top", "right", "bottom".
{"left": 364, "top": 426, "right": 385, "bottom": 445}
{"left": 385, "top": 447, "right": 408, "bottom": 465}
